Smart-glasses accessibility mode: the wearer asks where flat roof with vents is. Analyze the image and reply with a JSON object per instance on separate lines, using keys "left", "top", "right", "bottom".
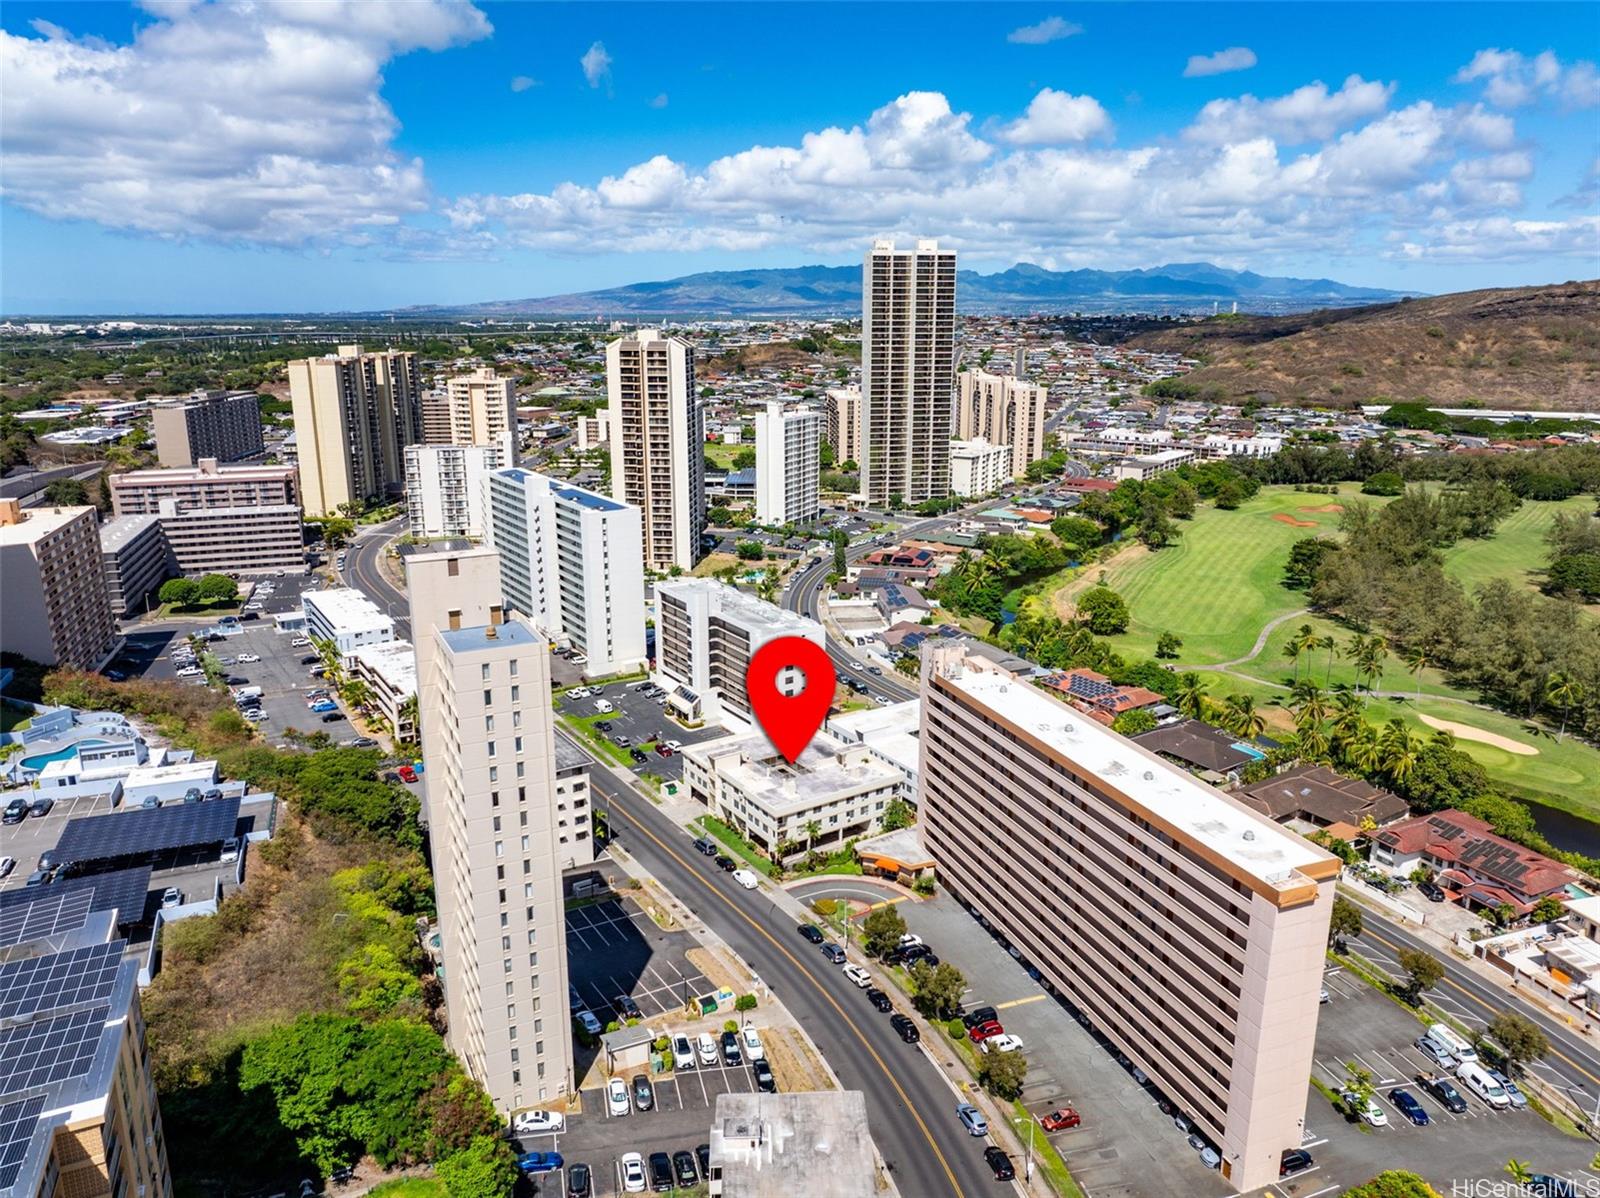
{"left": 52, "top": 798, "right": 239, "bottom": 865}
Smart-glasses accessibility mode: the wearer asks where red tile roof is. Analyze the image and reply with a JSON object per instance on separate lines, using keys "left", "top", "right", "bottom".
{"left": 1376, "top": 810, "right": 1574, "bottom": 903}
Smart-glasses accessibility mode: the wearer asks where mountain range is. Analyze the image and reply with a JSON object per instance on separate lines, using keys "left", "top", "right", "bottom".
{"left": 410, "top": 262, "right": 1417, "bottom": 318}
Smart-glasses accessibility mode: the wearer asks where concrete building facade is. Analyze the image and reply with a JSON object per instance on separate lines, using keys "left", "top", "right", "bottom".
{"left": 824, "top": 385, "right": 862, "bottom": 469}
{"left": 404, "top": 440, "right": 512, "bottom": 540}
{"left": 100, "top": 513, "right": 172, "bottom": 617}
{"left": 150, "top": 389, "right": 265, "bottom": 467}
{"left": 484, "top": 468, "right": 647, "bottom": 679}
{"left": 861, "top": 239, "right": 957, "bottom": 506}
{"left": 109, "top": 459, "right": 304, "bottom": 577}
{"left": 288, "top": 344, "right": 424, "bottom": 516}
{"left": 302, "top": 587, "right": 395, "bottom": 663}
{"left": 654, "top": 579, "right": 825, "bottom": 727}
{"left": 575, "top": 410, "right": 611, "bottom": 451}
{"left": 406, "top": 545, "right": 573, "bottom": 1113}
{"left": 445, "top": 367, "right": 519, "bottom": 454}
{"left": 754, "top": 401, "right": 821, "bottom": 526}
{"left": 956, "top": 367, "right": 1047, "bottom": 480}
{"left": 606, "top": 329, "right": 705, "bottom": 572}
{"left": 917, "top": 642, "right": 1337, "bottom": 1192}
{"left": 0, "top": 500, "right": 119, "bottom": 669}
{"left": 351, "top": 639, "right": 419, "bottom": 742}
{"left": 948, "top": 438, "right": 1011, "bottom": 498}
{"left": 554, "top": 732, "right": 596, "bottom": 869}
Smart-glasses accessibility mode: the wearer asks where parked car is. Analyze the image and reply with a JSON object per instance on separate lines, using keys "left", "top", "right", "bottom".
{"left": 654, "top": 743, "right": 674, "bottom": 757}
{"left": 0, "top": 856, "right": 15, "bottom": 879}
{"left": 647, "top": 1151, "right": 673, "bottom": 1193}
{"left": 820, "top": 943, "right": 846, "bottom": 964}
{"left": 753, "top": 1058, "right": 776, "bottom": 1092}
{"left": 1415, "top": 1035, "right": 1458, "bottom": 1069}
{"left": 672, "top": 1034, "right": 696, "bottom": 1069}
{"left": 28, "top": 798, "right": 53, "bottom": 818}
{"left": 984, "top": 1146, "right": 1015, "bottom": 1181}
{"left": 1340, "top": 1091, "right": 1388, "bottom": 1126}
{"left": 865, "top": 988, "right": 893, "bottom": 1012}
{"left": 516, "top": 1151, "right": 563, "bottom": 1175}
{"left": 1418, "top": 1073, "right": 1469, "bottom": 1113}
{"left": 890, "top": 1014, "right": 920, "bottom": 1043}
{"left": 731, "top": 868, "right": 760, "bottom": 889}
{"left": 321, "top": 712, "right": 344, "bottom": 723}
{"left": 1418, "top": 879, "right": 1446, "bottom": 902}
{"left": 574, "top": 1010, "right": 603, "bottom": 1036}
{"left": 607, "top": 1077, "right": 631, "bottom": 1116}
{"left": 982, "top": 1034, "right": 1024, "bottom": 1054}
{"left": 220, "top": 837, "right": 240, "bottom": 863}
{"left": 1389, "top": 1089, "right": 1430, "bottom": 1126}
{"left": 956, "top": 1103, "right": 988, "bottom": 1136}
{"left": 1189, "top": 1135, "right": 1221, "bottom": 1169}
{"left": 511, "top": 1109, "right": 565, "bottom": 1135}
{"left": 566, "top": 1161, "right": 592, "bottom": 1198}
{"left": 720, "top": 1030, "right": 742, "bottom": 1065}
{"left": 630, "top": 748, "right": 649, "bottom": 763}
{"left": 1488, "top": 1068, "right": 1528, "bottom": 1109}
{"left": 715, "top": 855, "right": 736, "bottom": 871}
{"left": 2, "top": 799, "right": 28, "bottom": 825}
{"left": 843, "top": 964, "right": 872, "bottom": 988}
{"left": 968, "top": 1020, "right": 1004, "bottom": 1043}
{"left": 797, "top": 923, "right": 825, "bottom": 943}
{"left": 1039, "top": 1107, "right": 1081, "bottom": 1132}
{"left": 1280, "top": 1148, "right": 1315, "bottom": 1176}
{"left": 697, "top": 1032, "right": 719, "bottom": 1066}
{"left": 1526, "top": 1175, "right": 1581, "bottom": 1197}
{"left": 594, "top": 720, "right": 613, "bottom": 732}
{"left": 397, "top": 765, "right": 418, "bottom": 783}
{"left": 696, "top": 1145, "right": 710, "bottom": 1178}
{"left": 619, "top": 1152, "right": 645, "bottom": 1193}
{"left": 740, "top": 1026, "right": 765, "bottom": 1061}
{"left": 161, "top": 887, "right": 183, "bottom": 909}
{"left": 673, "top": 1150, "right": 698, "bottom": 1186}
{"left": 631, "top": 1074, "right": 654, "bottom": 1112}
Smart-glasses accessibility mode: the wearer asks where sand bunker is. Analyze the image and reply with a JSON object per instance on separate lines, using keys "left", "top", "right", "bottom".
{"left": 1272, "top": 513, "right": 1319, "bottom": 528}
{"left": 1418, "top": 713, "right": 1539, "bottom": 756}
{"left": 1300, "top": 503, "right": 1344, "bottom": 513}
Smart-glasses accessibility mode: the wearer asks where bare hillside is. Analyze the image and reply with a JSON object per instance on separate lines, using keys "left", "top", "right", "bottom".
{"left": 1129, "top": 279, "right": 1600, "bottom": 409}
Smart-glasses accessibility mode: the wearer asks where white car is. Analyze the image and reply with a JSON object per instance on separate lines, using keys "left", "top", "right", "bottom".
{"left": 511, "top": 1109, "right": 565, "bottom": 1135}
{"left": 697, "top": 1032, "right": 719, "bottom": 1066}
{"left": 242, "top": 603, "right": 263, "bottom": 611}
{"left": 575, "top": 1010, "right": 603, "bottom": 1036}
{"left": 664, "top": 739, "right": 683, "bottom": 751}
{"left": 731, "top": 868, "right": 760, "bottom": 890}
{"left": 0, "top": 856, "right": 15, "bottom": 879}
{"left": 673, "top": 1034, "right": 696, "bottom": 1069}
{"left": 741, "top": 1026, "right": 765, "bottom": 1061}
{"left": 237, "top": 654, "right": 260, "bottom": 664}
{"left": 607, "top": 1077, "right": 631, "bottom": 1116}
{"left": 897, "top": 933, "right": 924, "bottom": 949}
{"left": 843, "top": 964, "right": 873, "bottom": 988}
{"left": 982, "top": 1034, "right": 1024, "bottom": 1054}
{"left": 1341, "top": 1091, "right": 1389, "bottom": 1127}
{"left": 620, "top": 1152, "right": 646, "bottom": 1193}
{"left": 176, "top": 667, "right": 203, "bottom": 678}
{"left": 291, "top": 638, "right": 311, "bottom": 648}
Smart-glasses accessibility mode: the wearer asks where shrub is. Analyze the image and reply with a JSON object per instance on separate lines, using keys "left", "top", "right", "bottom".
{"left": 735, "top": 994, "right": 758, "bottom": 1012}
{"left": 947, "top": 1018, "right": 966, "bottom": 1040}
{"left": 724, "top": 1019, "right": 739, "bottom": 1034}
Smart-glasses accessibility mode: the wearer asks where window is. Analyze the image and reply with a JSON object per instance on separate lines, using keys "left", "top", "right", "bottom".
{"left": 515, "top": 736, "right": 524, "bottom": 753}
{"left": 524, "top": 882, "right": 534, "bottom": 898}
{"left": 481, "top": 663, "right": 489, "bottom": 681}
{"left": 512, "top": 1069, "right": 521, "bottom": 1085}
{"left": 511, "top": 685, "right": 520, "bottom": 702}
{"left": 504, "top": 957, "right": 514, "bottom": 973}
{"left": 510, "top": 1048, "right": 520, "bottom": 1063}
{"left": 527, "top": 929, "right": 537, "bottom": 944}
{"left": 496, "top": 864, "right": 505, "bottom": 879}
{"left": 510, "top": 659, "right": 518, "bottom": 677}
{"left": 508, "top": 1024, "right": 517, "bottom": 1040}
{"left": 489, "top": 766, "right": 498, "bottom": 782}
{"left": 506, "top": 1004, "right": 516, "bottom": 1019}
{"left": 487, "top": 741, "right": 496, "bottom": 757}
{"left": 494, "top": 841, "right": 504, "bottom": 858}
{"left": 529, "top": 953, "right": 539, "bottom": 968}
{"left": 485, "top": 715, "right": 495, "bottom": 733}
{"left": 520, "top": 811, "right": 529, "bottom": 828}
{"left": 501, "top": 935, "right": 511, "bottom": 951}
{"left": 493, "top": 816, "right": 502, "bottom": 832}
{"left": 483, "top": 689, "right": 492, "bottom": 705}
{"left": 491, "top": 791, "right": 500, "bottom": 807}
{"left": 534, "top": 1018, "right": 542, "bottom": 1033}
{"left": 521, "top": 835, "right": 530, "bottom": 851}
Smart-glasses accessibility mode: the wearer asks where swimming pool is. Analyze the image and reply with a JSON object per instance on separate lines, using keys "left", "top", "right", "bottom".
{"left": 18, "top": 738, "right": 115, "bottom": 771}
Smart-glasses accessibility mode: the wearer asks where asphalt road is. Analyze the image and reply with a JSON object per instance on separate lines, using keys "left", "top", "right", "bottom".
{"left": 589, "top": 766, "right": 998, "bottom": 1198}
{"left": 342, "top": 519, "right": 411, "bottom": 640}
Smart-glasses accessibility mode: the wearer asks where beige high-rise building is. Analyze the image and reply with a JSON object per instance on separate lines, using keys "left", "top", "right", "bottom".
{"left": 288, "top": 344, "right": 423, "bottom": 516}
{"left": 606, "top": 329, "right": 705, "bottom": 572}
{"left": 0, "top": 499, "right": 119, "bottom": 669}
{"left": 445, "top": 367, "right": 519, "bottom": 455}
{"left": 957, "top": 366, "right": 1048, "bottom": 480}
{"left": 918, "top": 642, "right": 1336, "bottom": 1193}
{"left": 861, "top": 239, "right": 956, "bottom": 506}
{"left": 824, "top": 385, "right": 862, "bottom": 468}
{"left": 406, "top": 544, "right": 573, "bottom": 1114}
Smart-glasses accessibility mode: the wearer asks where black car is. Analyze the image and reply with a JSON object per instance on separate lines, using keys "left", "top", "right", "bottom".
{"left": 753, "top": 1059, "right": 776, "bottom": 1092}
{"left": 648, "top": 1151, "right": 674, "bottom": 1193}
{"left": 3, "top": 799, "right": 28, "bottom": 825}
{"left": 1418, "top": 880, "right": 1446, "bottom": 902}
{"left": 301, "top": 655, "right": 320, "bottom": 665}
{"left": 1280, "top": 1149, "right": 1314, "bottom": 1176}
{"left": 673, "top": 1149, "right": 698, "bottom": 1186}
{"left": 715, "top": 855, "right": 736, "bottom": 871}
{"left": 900, "top": 946, "right": 939, "bottom": 967}
{"left": 798, "top": 924, "right": 825, "bottom": 944}
{"left": 566, "top": 1162, "right": 592, "bottom": 1198}
{"left": 595, "top": 720, "right": 614, "bottom": 732}
{"left": 28, "top": 798, "right": 54, "bottom": 818}
{"left": 1527, "top": 1175, "right": 1581, "bottom": 1197}
{"left": 632, "top": 1074, "right": 654, "bottom": 1111}
{"left": 866, "top": 988, "right": 893, "bottom": 1013}
{"left": 984, "top": 1146, "right": 1015, "bottom": 1181}
{"left": 696, "top": 1145, "right": 710, "bottom": 1178}
{"left": 630, "top": 748, "right": 649, "bottom": 763}
{"left": 321, "top": 711, "right": 344, "bottom": 722}
{"left": 613, "top": 994, "right": 642, "bottom": 1020}
{"left": 1419, "top": 1073, "right": 1469, "bottom": 1113}
{"left": 890, "top": 1014, "right": 920, "bottom": 1043}
{"left": 720, "top": 1030, "right": 742, "bottom": 1065}
{"left": 963, "top": 1006, "right": 999, "bottom": 1030}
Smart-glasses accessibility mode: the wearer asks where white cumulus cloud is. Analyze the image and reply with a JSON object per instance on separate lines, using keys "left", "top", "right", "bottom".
{"left": 581, "top": 41, "right": 612, "bottom": 88}
{"left": 997, "top": 88, "right": 1112, "bottom": 145}
{"left": 1454, "top": 48, "right": 1600, "bottom": 109}
{"left": 1007, "top": 16, "right": 1082, "bottom": 45}
{"left": 511, "top": 74, "right": 538, "bottom": 92}
{"left": 1184, "top": 47, "right": 1257, "bottom": 78}
{"left": 0, "top": 0, "right": 491, "bottom": 245}
{"left": 1187, "top": 74, "right": 1395, "bottom": 144}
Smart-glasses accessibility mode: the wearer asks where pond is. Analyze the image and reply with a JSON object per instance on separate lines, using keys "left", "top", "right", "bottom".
{"left": 1519, "top": 799, "right": 1600, "bottom": 859}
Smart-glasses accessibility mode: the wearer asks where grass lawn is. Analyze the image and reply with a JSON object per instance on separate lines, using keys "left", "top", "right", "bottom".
{"left": 0, "top": 700, "right": 35, "bottom": 734}
{"left": 365, "top": 1182, "right": 445, "bottom": 1198}
{"left": 1441, "top": 494, "right": 1594, "bottom": 599}
{"left": 1226, "top": 611, "right": 1472, "bottom": 702}
{"left": 703, "top": 441, "right": 745, "bottom": 469}
{"left": 692, "top": 551, "right": 741, "bottom": 577}
{"left": 557, "top": 710, "right": 634, "bottom": 768}
{"left": 695, "top": 816, "right": 774, "bottom": 875}
{"left": 1012, "top": 1099, "right": 1088, "bottom": 1198}
{"left": 1050, "top": 485, "right": 1357, "bottom": 665}
{"left": 154, "top": 597, "right": 242, "bottom": 620}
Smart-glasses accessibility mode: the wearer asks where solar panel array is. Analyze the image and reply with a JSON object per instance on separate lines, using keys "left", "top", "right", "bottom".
{"left": 0, "top": 867, "right": 153, "bottom": 928}
{"left": 0, "top": 890, "right": 94, "bottom": 949}
{"left": 0, "top": 941, "right": 122, "bottom": 1020}
{"left": 52, "top": 796, "right": 239, "bottom": 863}
{"left": 0, "top": 1005, "right": 108, "bottom": 1093}
{"left": 0, "top": 1095, "right": 47, "bottom": 1189}
{"left": 1066, "top": 674, "right": 1118, "bottom": 701}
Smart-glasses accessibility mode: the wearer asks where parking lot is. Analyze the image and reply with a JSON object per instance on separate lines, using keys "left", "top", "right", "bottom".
{"left": 564, "top": 896, "right": 714, "bottom": 1022}
{"left": 554, "top": 681, "right": 723, "bottom": 787}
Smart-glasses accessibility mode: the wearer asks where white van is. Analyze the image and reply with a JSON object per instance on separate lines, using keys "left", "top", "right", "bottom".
{"left": 1428, "top": 1022, "right": 1478, "bottom": 1064}
{"left": 594, "top": 699, "right": 614, "bottom": 714}
{"left": 1455, "top": 1061, "right": 1510, "bottom": 1109}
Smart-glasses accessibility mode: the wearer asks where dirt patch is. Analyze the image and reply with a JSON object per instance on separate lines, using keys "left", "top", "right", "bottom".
{"left": 686, "top": 945, "right": 747, "bottom": 995}
{"left": 1418, "top": 713, "right": 1539, "bottom": 756}
{"left": 763, "top": 1025, "right": 836, "bottom": 1092}
{"left": 1049, "top": 540, "right": 1149, "bottom": 622}
{"left": 1272, "top": 513, "right": 1319, "bottom": 528}
{"left": 1299, "top": 503, "right": 1345, "bottom": 513}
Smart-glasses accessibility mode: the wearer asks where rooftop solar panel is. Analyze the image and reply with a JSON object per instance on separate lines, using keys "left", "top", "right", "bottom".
{"left": 52, "top": 797, "right": 239, "bottom": 864}
{"left": 0, "top": 867, "right": 154, "bottom": 929}
{"left": 0, "top": 1004, "right": 108, "bottom": 1093}
{"left": 0, "top": 1095, "right": 47, "bottom": 1189}
{"left": 0, "top": 942, "right": 123, "bottom": 1021}
{"left": 0, "top": 890, "right": 95, "bottom": 949}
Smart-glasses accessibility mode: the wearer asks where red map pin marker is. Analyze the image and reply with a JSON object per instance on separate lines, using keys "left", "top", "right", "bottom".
{"left": 746, "top": 636, "right": 836, "bottom": 764}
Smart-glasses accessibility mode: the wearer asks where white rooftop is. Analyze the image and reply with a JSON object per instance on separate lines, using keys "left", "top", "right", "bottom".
{"left": 941, "top": 664, "right": 1329, "bottom": 884}
{"left": 99, "top": 513, "right": 162, "bottom": 553}
{"left": 0, "top": 504, "right": 93, "bottom": 547}
{"left": 123, "top": 759, "right": 219, "bottom": 787}
{"left": 689, "top": 728, "right": 902, "bottom": 816}
{"left": 657, "top": 578, "right": 820, "bottom": 638}
{"left": 352, "top": 639, "right": 417, "bottom": 693}
{"left": 303, "top": 587, "right": 394, "bottom": 635}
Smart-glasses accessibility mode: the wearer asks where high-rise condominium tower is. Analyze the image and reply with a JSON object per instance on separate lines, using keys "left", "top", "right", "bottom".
{"left": 289, "top": 344, "right": 424, "bottom": 516}
{"left": 445, "top": 367, "right": 519, "bottom": 455}
{"left": 754, "top": 401, "right": 820, "bottom": 525}
{"left": 957, "top": 364, "right": 1048, "bottom": 480}
{"left": 406, "top": 545, "right": 573, "bottom": 1113}
{"left": 606, "top": 329, "right": 705, "bottom": 572}
{"left": 861, "top": 239, "right": 956, "bottom": 506}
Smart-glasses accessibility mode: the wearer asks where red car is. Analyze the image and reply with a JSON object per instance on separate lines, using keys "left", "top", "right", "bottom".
{"left": 1039, "top": 1108, "right": 1081, "bottom": 1132}
{"left": 654, "top": 744, "right": 674, "bottom": 757}
{"left": 397, "top": 765, "right": 418, "bottom": 783}
{"left": 968, "top": 1020, "right": 1004, "bottom": 1043}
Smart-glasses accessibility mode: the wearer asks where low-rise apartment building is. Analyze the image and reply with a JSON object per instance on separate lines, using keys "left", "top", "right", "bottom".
{"left": 918, "top": 641, "right": 1337, "bottom": 1192}
{"left": 948, "top": 437, "right": 1011, "bottom": 497}
{"left": 150, "top": 388, "right": 264, "bottom": 466}
{"left": 653, "top": 579, "right": 825, "bottom": 728}
{"left": 0, "top": 500, "right": 119, "bottom": 669}
{"left": 554, "top": 732, "right": 595, "bottom": 869}
{"left": 302, "top": 587, "right": 395, "bottom": 663}
{"left": 351, "top": 639, "right": 419, "bottom": 741}
{"left": 99, "top": 513, "right": 173, "bottom": 616}
{"left": 108, "top": 458, "right": 305, "bottom": 576}
{"left": 683, "top": 727, "right": 903, "bottom": 862}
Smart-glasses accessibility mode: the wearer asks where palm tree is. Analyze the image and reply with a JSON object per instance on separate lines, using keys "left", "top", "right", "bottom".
{"left": 804, "top": 819, "right": 823, "bottom": 856}
{"left": 1546, "top": 672, "right": 1585, "bottom": 743}
{"left": 1291, "top": 680, "right": 1329, "bottom": 730}
{"left": 1355, "top": 635, "right": 1389, "bottom": 694}
{"left": 1347, "top": 723, "right": 1382, "bottom": 775}
{"left": 1317, "top": 634, "right": 1341, "bottom": 685}
{"left": 1299, "top": 723, "right": 1330, "bottom": 761}
{"left": 1505, "top": 1160, "right": 1534, "bottom": 1186}
{"left": 1404, "top": 645, "right": 1430, "bottom": 701}
{"left": 1380, "top": 719, "right": 1422, "bottom": 784}
{"left": 1284, "top": 623, "right": 1318, "bottom": 682}
{"left": 1173, "top": 672, "right": 1208, "bottom": 721}
{"left": 1225, "top": 694, "right": 1266, "bottom": 740}
{"left": 1428, "top": 727, "right": 1456, "bottom": 750}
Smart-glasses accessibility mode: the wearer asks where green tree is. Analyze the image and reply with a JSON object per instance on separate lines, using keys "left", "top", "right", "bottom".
{"left": 435, "top": 1135, "right": 519, "bottom": 1197}
{"left": 861, "top": 904, "right": 907, "bottom": 958}
{"left": 1487, "top": 1010, "right": 1549, "bottom": 1073}
{"left": 1343, "top": 1171, "right": 1441, "bottom": 1198}
{"left": 1134, "top": 495, "right": 1178, "bottom": 548}
{"left": 1050, "top": 515, "right": 1102, "bottom": 553}
{"left": 1173, "top": 672, "right": 1208, "bottom": 720}
{"left": 160, "top": 577, "right": 200, "bottom": 607}
{"left": 1361, "top": 471, "right": 1405, "bottom": 496}
{"left": 1504, "top": 1160, "right": 1534, "bottom": 1186}
{"left": 735, "top": 540, "right": 764, "bottom": 561}
{"left": 979, "top": 1047, "right": 1028, "bottom": 1099}
{"left": 1529, "top": 895, "right": 1567, "bottom": 924}
{"left": 1330, "top": 895, "right": 1363, "bottom": 946}
{"left": 1112, "top": 709, "right": 1158, "bottom": 736}
{"left": 803, "top": 818, "right": 823, "bottom": 854}
{"left": 196, "top": 573, "right": 238, "bottom": 603}
{"left": 1224, "top": 694, "right": 1266, "bottom": 739}
{"left": 43, "top": 478, "right": 89, "bottom": 505}
{"left": 879, "top": 797, "right": 913, "bottom": 832}
{"left": 908, "top": 960, "right": 968, "bottom": 1019}
{"left": 1317, "top": 634, "right": 1341, "bottom": 685}
{"left": 1396, "top": 947, "right": 1444, "bottom": 1004}
{"left": 831, "top": 530, "right": 848, "bottom": 577}
{"left": 1379, "top": 719, "right": 1423, "bottom": 785}
{"left": 1546, "top": 672, "right": 1584, "bottom": 742}
{"left": 1342, "top": 1060, "right": 1376, "bottom": 1111}
{"left": 1077, "top": 586, "right": 1129, "bottom": 635}
{"left": 1403, "top": 645, "right": 1430, "bottom": 700}
{"left": 1155, "top": 631, "right": 1182, "bottom": 659}
{"left": 1545, "top": 553, "right": 1600, "bottom": 601}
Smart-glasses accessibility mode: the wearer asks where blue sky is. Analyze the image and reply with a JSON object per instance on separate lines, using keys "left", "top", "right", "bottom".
{"left": 1, "top": 2, "right": 1596, "bottom": 313}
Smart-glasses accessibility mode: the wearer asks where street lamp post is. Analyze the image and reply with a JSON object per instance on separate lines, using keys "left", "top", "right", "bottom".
{"left": 1011, "top": 1115, "right": 1034, "bottom": 1182}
